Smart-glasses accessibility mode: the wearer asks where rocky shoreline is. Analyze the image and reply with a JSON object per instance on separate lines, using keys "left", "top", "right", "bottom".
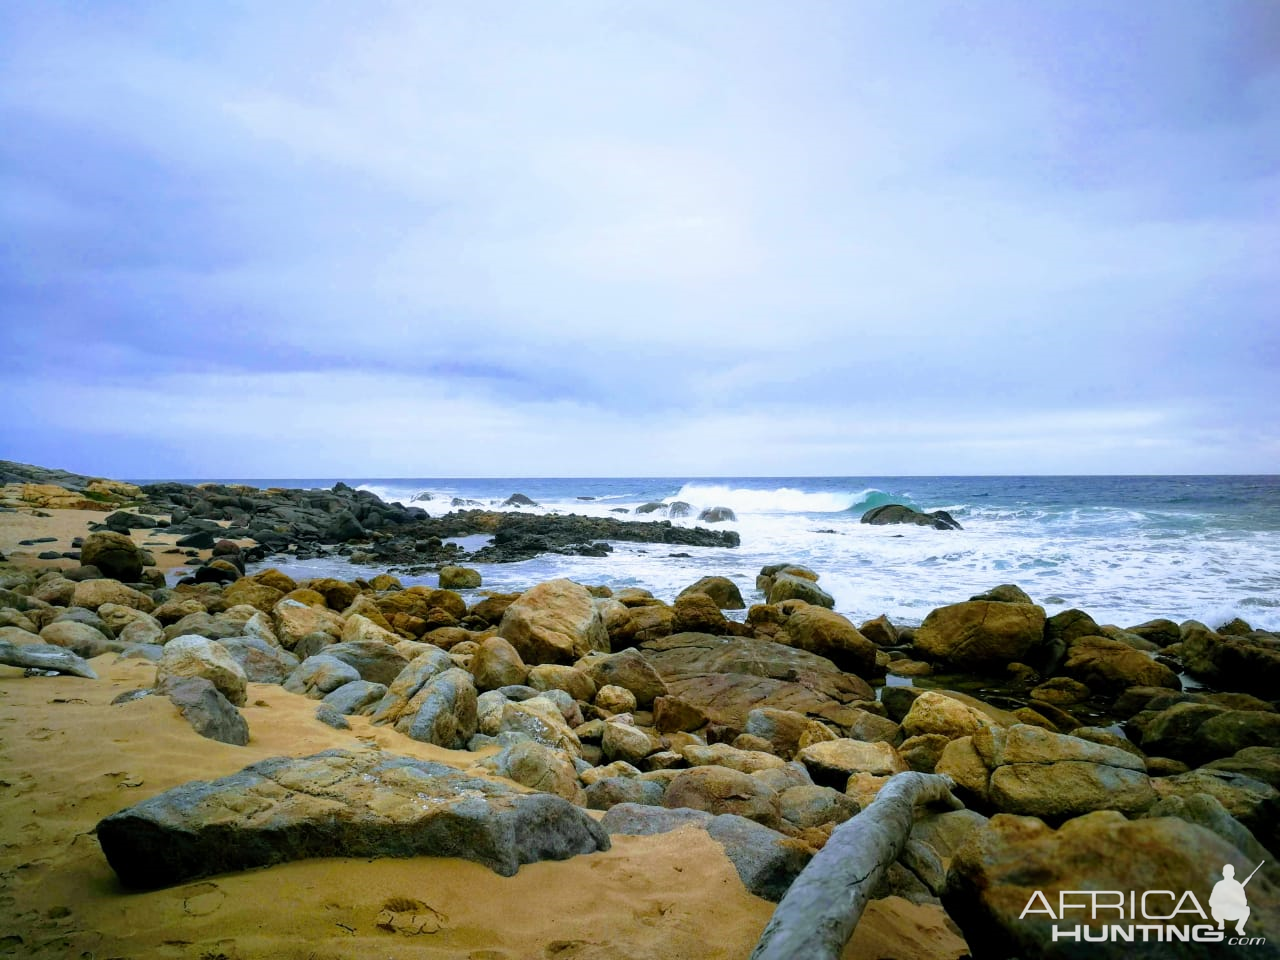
{"left": 1, "top": 504, "right": 1278, "bottom": 956}
{"left": 1, "top": 461, "right": 1279, "bottom": 957}
{"left": 1, "top": 460, "right": 741, "bottom": 573}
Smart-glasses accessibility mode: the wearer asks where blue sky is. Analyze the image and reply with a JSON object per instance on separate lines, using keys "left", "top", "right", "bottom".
{"left": 1, "top": 1, "right": 1276, "bottom": 477}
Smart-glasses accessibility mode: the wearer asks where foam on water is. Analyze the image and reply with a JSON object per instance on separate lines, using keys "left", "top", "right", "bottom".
{"left": 250, "top": 476, "right": 1280, "bottom": 632}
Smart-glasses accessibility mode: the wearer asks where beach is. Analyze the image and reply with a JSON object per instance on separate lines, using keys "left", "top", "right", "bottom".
{"left": 1, "top": 465, "right": 1278, "bottom": 959}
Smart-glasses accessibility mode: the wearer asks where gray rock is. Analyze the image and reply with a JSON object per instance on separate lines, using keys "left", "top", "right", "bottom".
{"left": 159, "top": 676, "right": 249, "bottom": 746}
{"left": 584, "top": 777, "right": 666, "bottom": 810}
{"left": 0, "top": 640, "right": 98, "bottom": 679}
{"left": 315, "top": 704, "right": 351, "bottom": 730}
{"left": 117, "top": 643, "right": 164, "bottom": 662}
{"left": 397, "top": 667, "right": 478, "bottom": 748}
{"left": 322, "top": 680, "right": 388, "bottom": 716}
{"left": 321, "top": 640, "right": 410, "bottom": 686}
{"left": 40, "top": 620, "right": 126, "bottom": 658}
{"left": 97, "top": 749, "right": 610, "bottom": 888}
{"left": 602, "top": 803, "right": 812, "bottom": 901}
{"left": 219, "top": 636, "right": 301, "bottom": 684}
{"left": 283, "top": 655, "right": 362, "bottom": 699}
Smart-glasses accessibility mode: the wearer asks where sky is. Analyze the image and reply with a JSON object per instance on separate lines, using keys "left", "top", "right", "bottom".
{"left": 1, "top": 0, "right": 1277, "bottom": 478}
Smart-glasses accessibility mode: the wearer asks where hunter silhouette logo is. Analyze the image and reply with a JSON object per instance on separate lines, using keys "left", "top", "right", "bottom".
{"left": 1211, "top": 861, "right": 1263, "bottom": 936}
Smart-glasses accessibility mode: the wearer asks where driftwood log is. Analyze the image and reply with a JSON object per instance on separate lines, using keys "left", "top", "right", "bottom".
{"left": 750, "top": 771, "right": 960, "bottom": 960}
{"left": 0, "top": 640, "right": 98, "bottom": 679}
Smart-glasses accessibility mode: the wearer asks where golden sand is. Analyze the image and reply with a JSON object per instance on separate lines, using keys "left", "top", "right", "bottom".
{"left": 0, "top": 656, "right": 969, "bottom": 959}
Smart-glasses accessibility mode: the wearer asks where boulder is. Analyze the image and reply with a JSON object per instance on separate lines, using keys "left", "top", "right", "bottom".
{"left": 439, "top": 566, "right": 482, "bottom": 589}
{"left": 321, "top": 679, "right": 388, "bottom": 716}
{"left": 639, "top": 633, "right": 873, "bottom": 729}
{"left": 578, "top": 648, "right": 668, "bottom": 708}
{"left": 39, "top": 620, "right": 125, "bottom": 658}
{"left": 672, "top": 593, "right": 729, "bottom": 634}
{"left": 682, "top": 742, "right": 786, "bottom": 774}
{"left": 766, "top": 574, "right": 834, "bottom": 608}
{"left": 96, "top": 749, "right": 609, "bottom": 888}
{"left": 938, "top": 724, "right": 1155, "bottom": 819}
{"left": 71, "top": 579, "right": 155, "bottom": 613}
{"left": 470, "top": 635, "right": 529, "bottom": 690}
{"left": 216, "top": 637, "right": 298, "bottom": 684}
{"left": 901, "top": 691, "right": 1002, "bottom": 741}
{"left": 367, "top": 647, "right": 456, "bottom": 727}
{"left": 496, "top": 696, "right": 581, "bottom": 755}
{"left": 743, "top": 707, "right": 836, "bottom": 760}
{"left": 913, "top": 601, "right": 1046, "bottom": 669}
{"left": 602, "top": 719, "right": 657, "bottom": 764}
{"left": 478, "top": 740, "right": 582, "bottom": 803}
{"left": 272, "top": 599, "right": 343, "bottom": 651}
{"left": 321, "top": 639, "right": 410, "bottom": 686}
{"left": 284, "top": 655, "right": 362, "bottom": 699}
{"left": 608, "top": 604, "right": 676, "bottom": 648}
{"left": 945, "top": 810, "right": 1280, "bottom": 957}
{"left": 778, "top": 784, "right": 860, "bottom": 829}
{"left": 1062, "top": 635, "right": 1181, "bottom": 694}
{"left": 526, "top": 664, "right": 596, "bottom": 702}
{"left": 80, "top": 531, "right": 145, "bottom": 582}
{"left": 1181, "top": 622, "right": 1280, "bottom": 698}
{"left": 595, "top": 684, "right": 638, "bottom": 715}
{"left": 156, "top": 636, "right": 247, "bottom": 706}
{"left": 584, "top": 777, "right": 666, "bottom": 811}
{"left": 698, "top": 506, "right": 736, "bottom": 523}
{"left": 497, "top": 579, "right": 609, "bottom": 664}
{"left": 158, "top": 675, "right": 249, "bottom": 746}
{"left": 394, "top": 667, "right": 478, "bottom": 748}
{"left": 663, "top": 765, "right": 782, "bottom": 830}
{"left": 677, "top": 576, "right": 745, "bottom": 610}
{"left": 1140, "top": 702, "right": 1280, "bottom": 765}
{"left": 797, "top": 739, "right": 907, "bottom": 785}
{"left": 781, "top": 604, "right": 877, "bottom": 677}
{"left": 221, "top": 579, "right": 285, "bottom": 615}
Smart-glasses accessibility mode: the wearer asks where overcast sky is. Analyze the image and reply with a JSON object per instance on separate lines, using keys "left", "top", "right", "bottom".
{"left": 1, "top": 1, "right": 1276, "bottom": 478}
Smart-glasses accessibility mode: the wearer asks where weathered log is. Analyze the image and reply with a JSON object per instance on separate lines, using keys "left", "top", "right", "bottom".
{"left": 750, "top": 771, "right": 960, "bottom": 960}
{"left": 0, "top": 640, "right": 98, "bottom": 679}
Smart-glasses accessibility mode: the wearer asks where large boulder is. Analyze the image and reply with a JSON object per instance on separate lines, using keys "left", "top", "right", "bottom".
{"left": 470, "top": 635, "right": 529, "bottom": 690}
{"left": 271, "top": 599, "right": 344, "bottom": 651}
{"left": 663, "top": 765, "right": 782, "bottom": 830}
{"left": 937, "top": 724, "right": 1155, "bottom": 818}
{"left": 218, "top": 637, "right": 299, "bottom": 684}
{"left": 497, "top": 579, "right": 609, "bottom": 664}
{"left": 781, "top": 604, "right": 877, "bottom": 677}
{"left": 71, "top": 579, "right": 155, "bottom": 613}
{"left": 283, "top": 655, "right": 362, "bottom": 699}
{"left": 1140, "top": 702, "right": 1280, "bottom": 765}
{"left": 479, "top": 741, "right": 582, "bottom": 803}
{"left": 320, "top": 639, "right": 410, "bottom": 686}
{"left": 1181, "top": 622, "right": 1280, "bottom": 699}
{"left": 639, "top": 633, "right": 874, "bottom": 730}
{"left": 902, "top": 691, "right": 1004, "bottom": 741}
{"left": 797, "top": 739, "right": 907, "bottom": 784}
{"left": 578, "top": 648, "right": 668, "bottom": 708}
{"left": 1061, "top": 635, "right": 1181, "bottom": 695}
{"left": 367, "top": 647, "right": 456, "bottom": 727}
{"left": 945, "top": 810, "right": 1280, "bottom": 957}
{"left": 96, "top": 750, "right": 609, "bottom": 888}
{"left": 914, "top": 601, "right": 1046, "bottom": 669}
{"left": 439, "top": 566, "right": 482, "bottom": 589}
{"left": 393, "top": 667, "right": 477, "bottom": 749}
{"left": 677, "top": 576, "right": 745, "bottom": 610}
{"left": 80, "top": 531, "right": 145, "bottom": 582}
{"left": 221, "top": 579, "right": 285, "bottom": 615}
{"left": 156, "top": 636, "right": 247, "bottom": 706}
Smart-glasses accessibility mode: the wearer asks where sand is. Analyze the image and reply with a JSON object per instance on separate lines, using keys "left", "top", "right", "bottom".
{"left": 0, "top": 656, "right": 970, "bottom": 959}
{"left": 0, "top": 507, "right": 230, "bottom": 578}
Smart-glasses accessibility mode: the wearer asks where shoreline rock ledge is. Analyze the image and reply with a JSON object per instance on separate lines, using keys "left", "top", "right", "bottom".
{"left": 96, "top": 748, "right": 610, "bottom": 889}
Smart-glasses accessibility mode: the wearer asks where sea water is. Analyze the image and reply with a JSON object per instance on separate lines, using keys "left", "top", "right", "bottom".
{"left": 189, "top": 476, "right": 1280, "bottom": 631}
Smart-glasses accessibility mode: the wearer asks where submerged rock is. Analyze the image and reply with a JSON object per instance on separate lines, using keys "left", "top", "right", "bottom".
{"left": 96, "top": 749, "right": 610, "bottom": 889}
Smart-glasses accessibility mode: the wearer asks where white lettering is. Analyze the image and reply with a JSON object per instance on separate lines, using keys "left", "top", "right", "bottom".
{"left": 1170, "top": 890, "right": 1207, "bottom": 919}
{"left": 1094, "top": 890, "right": 1125, "bottom": 920}
{"left": 1194, "top": 926, "right": 1224, "bottom": 943}
{"left": 1140, "top": 890, "right": 1177, "bottom": 919}
{"left": 1051, "top": 925, "right": 1082, "bottom": 941}
{"left": 1020, "top": 890, "right": 1056, "bottom": 920}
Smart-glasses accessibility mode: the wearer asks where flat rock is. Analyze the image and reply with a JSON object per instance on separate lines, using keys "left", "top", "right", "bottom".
{"left": 96, "top": 748, "right": 610, "bottom": 889}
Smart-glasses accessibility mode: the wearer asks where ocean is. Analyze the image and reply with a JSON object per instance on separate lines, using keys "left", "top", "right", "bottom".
{"left": 171, "top": 476, "right": 1280, "bottom": 632}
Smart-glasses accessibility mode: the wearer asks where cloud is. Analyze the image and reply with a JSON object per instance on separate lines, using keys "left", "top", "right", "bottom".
{"left": 1, "top": 1, "right": 1276, "bottom": 475}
